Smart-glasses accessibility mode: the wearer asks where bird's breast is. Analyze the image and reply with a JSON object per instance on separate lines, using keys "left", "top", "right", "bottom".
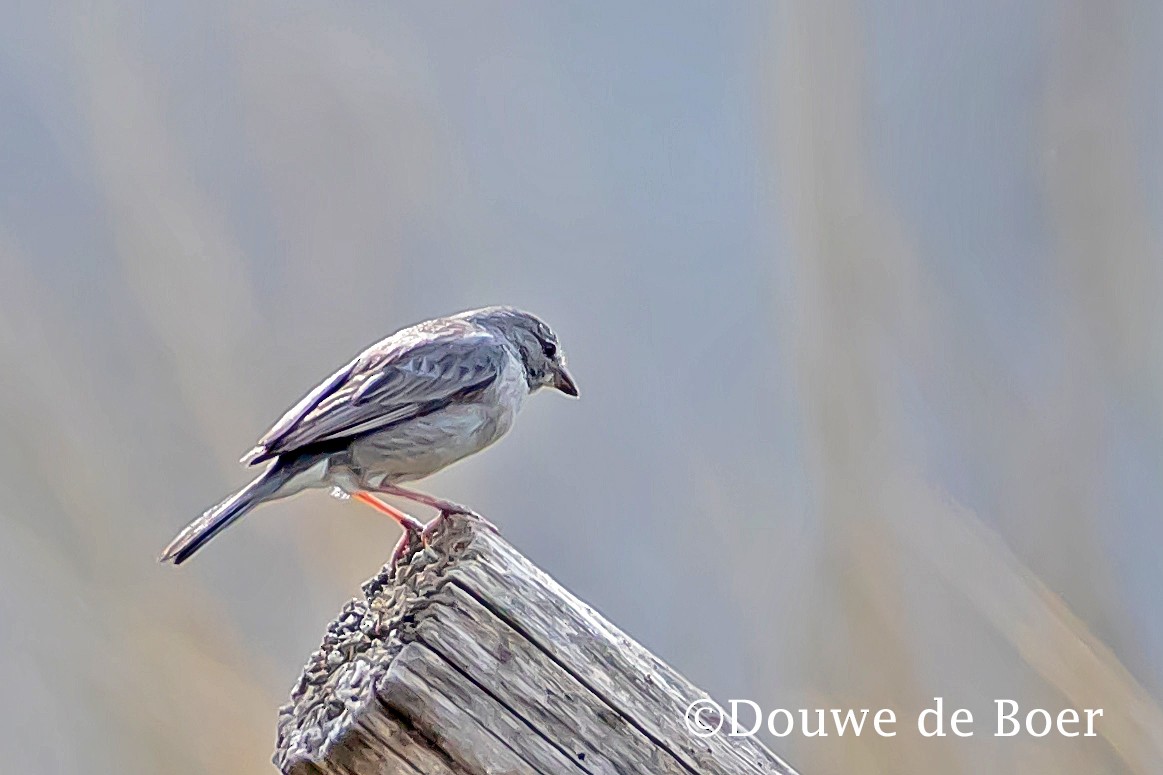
{"left": 347, "top": 368, "right": 526, "bottom": 484}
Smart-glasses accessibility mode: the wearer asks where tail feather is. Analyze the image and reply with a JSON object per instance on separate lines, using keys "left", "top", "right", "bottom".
{"left": 160, "top": 461, "right": 294, "bottom": 565}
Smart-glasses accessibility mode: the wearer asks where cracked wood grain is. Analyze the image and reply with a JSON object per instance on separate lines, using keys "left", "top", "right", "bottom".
{"left": 275, "top": 515, "right": 799, "bottom": 775}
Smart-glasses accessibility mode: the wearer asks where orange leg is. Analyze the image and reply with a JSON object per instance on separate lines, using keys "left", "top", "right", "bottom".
{"left": 351, "top": 491, "right": 427, "bottom": 570}
{"left": 352, "top": 491, "right": 426, "bottom": 533}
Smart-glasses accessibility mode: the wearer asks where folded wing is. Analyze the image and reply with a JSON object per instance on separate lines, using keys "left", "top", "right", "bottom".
{"left": 242, "top": 325, "right": 505, "bottom": 464}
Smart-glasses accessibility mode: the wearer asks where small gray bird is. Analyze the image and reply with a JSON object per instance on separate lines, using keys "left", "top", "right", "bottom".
{"left": 160, "top": 306, "right": 577, "bottom": 566}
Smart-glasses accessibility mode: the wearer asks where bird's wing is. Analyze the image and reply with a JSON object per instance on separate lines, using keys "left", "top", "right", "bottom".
{"left": 242, "top": 325, "right": 506, "bottom": 464}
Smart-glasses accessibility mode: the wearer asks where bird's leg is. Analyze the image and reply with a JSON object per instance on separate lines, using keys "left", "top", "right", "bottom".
{"left": 350, "top": 491, "right": 425, "bottom": 568}
{"left": 371, "top": 483, "right": 498, "bottom": 538}
{"left": 351, "top": 491, "right": 425, "bottom": 531}
{"left": 372, "top": 484, "right": 481, "bottom": 518}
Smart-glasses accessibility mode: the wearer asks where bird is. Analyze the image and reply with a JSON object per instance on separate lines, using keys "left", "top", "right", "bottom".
{"left": 159, "top": 306, "right": 578, "bottom": 567}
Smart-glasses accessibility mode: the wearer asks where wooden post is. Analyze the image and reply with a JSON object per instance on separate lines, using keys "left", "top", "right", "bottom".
{"left": 274, "top": 514, "right": 799, "bottom": 775}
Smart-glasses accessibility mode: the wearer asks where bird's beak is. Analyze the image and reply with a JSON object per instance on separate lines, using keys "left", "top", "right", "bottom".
{"left": 553, "top": 366, "right": 579, "bottom": 397}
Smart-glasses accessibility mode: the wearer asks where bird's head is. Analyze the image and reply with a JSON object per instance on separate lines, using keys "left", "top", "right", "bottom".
{"left": 460, "top": 306, "right": 578, "bottom": 397}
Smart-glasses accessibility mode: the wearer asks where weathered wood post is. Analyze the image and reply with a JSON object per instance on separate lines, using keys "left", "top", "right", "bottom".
{"left": 274, "top": 514, "right": 799, "bottom": 775}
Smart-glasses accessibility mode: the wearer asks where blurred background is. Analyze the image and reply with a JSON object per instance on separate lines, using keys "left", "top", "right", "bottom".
{"left": 2, "top": 2, "right": 1161, "bottom": 773}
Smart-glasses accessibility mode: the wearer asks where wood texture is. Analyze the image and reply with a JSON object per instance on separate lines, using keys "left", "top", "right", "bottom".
{"left": 275, "top": 515, "right": 799, "bottom": 775}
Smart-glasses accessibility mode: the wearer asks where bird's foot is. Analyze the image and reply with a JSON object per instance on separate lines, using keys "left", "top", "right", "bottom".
{"left": 421, "top": 507, "right": 498, "bottom": 543}
{"left": 349, "top": 491, "right": 429, "bottom": 573}
{"left": 389, "top": 526, "right": 424, "bottom": 572}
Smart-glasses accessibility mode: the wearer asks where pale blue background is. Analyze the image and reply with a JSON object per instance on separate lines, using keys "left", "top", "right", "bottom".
{"left": 2, "top": 2, "right": 1160, "bottom": 772}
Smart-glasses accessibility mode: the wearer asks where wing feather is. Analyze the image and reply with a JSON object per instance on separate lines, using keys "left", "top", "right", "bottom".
{"left": 240, "top": 357, "right": 359, "bottom": 464}
{"left": 243, "top": 323, "right": 505, "bottom": 464}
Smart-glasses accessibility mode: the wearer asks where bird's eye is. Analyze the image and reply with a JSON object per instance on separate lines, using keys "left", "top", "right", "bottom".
{"left": 542, "top": 340, "right": 557, "bottom": 358}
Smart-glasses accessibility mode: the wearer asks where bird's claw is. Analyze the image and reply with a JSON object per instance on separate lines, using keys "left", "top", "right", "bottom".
{"left": 423, "top": 509, "right": 498, "bottom": 540}
{"left": 388, "top": 527, "right": 424, "bottom": 572}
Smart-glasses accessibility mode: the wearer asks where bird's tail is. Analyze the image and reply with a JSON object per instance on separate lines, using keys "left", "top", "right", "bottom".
{"left": 159, "top": 460, "right": 297, "bottom": 565}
